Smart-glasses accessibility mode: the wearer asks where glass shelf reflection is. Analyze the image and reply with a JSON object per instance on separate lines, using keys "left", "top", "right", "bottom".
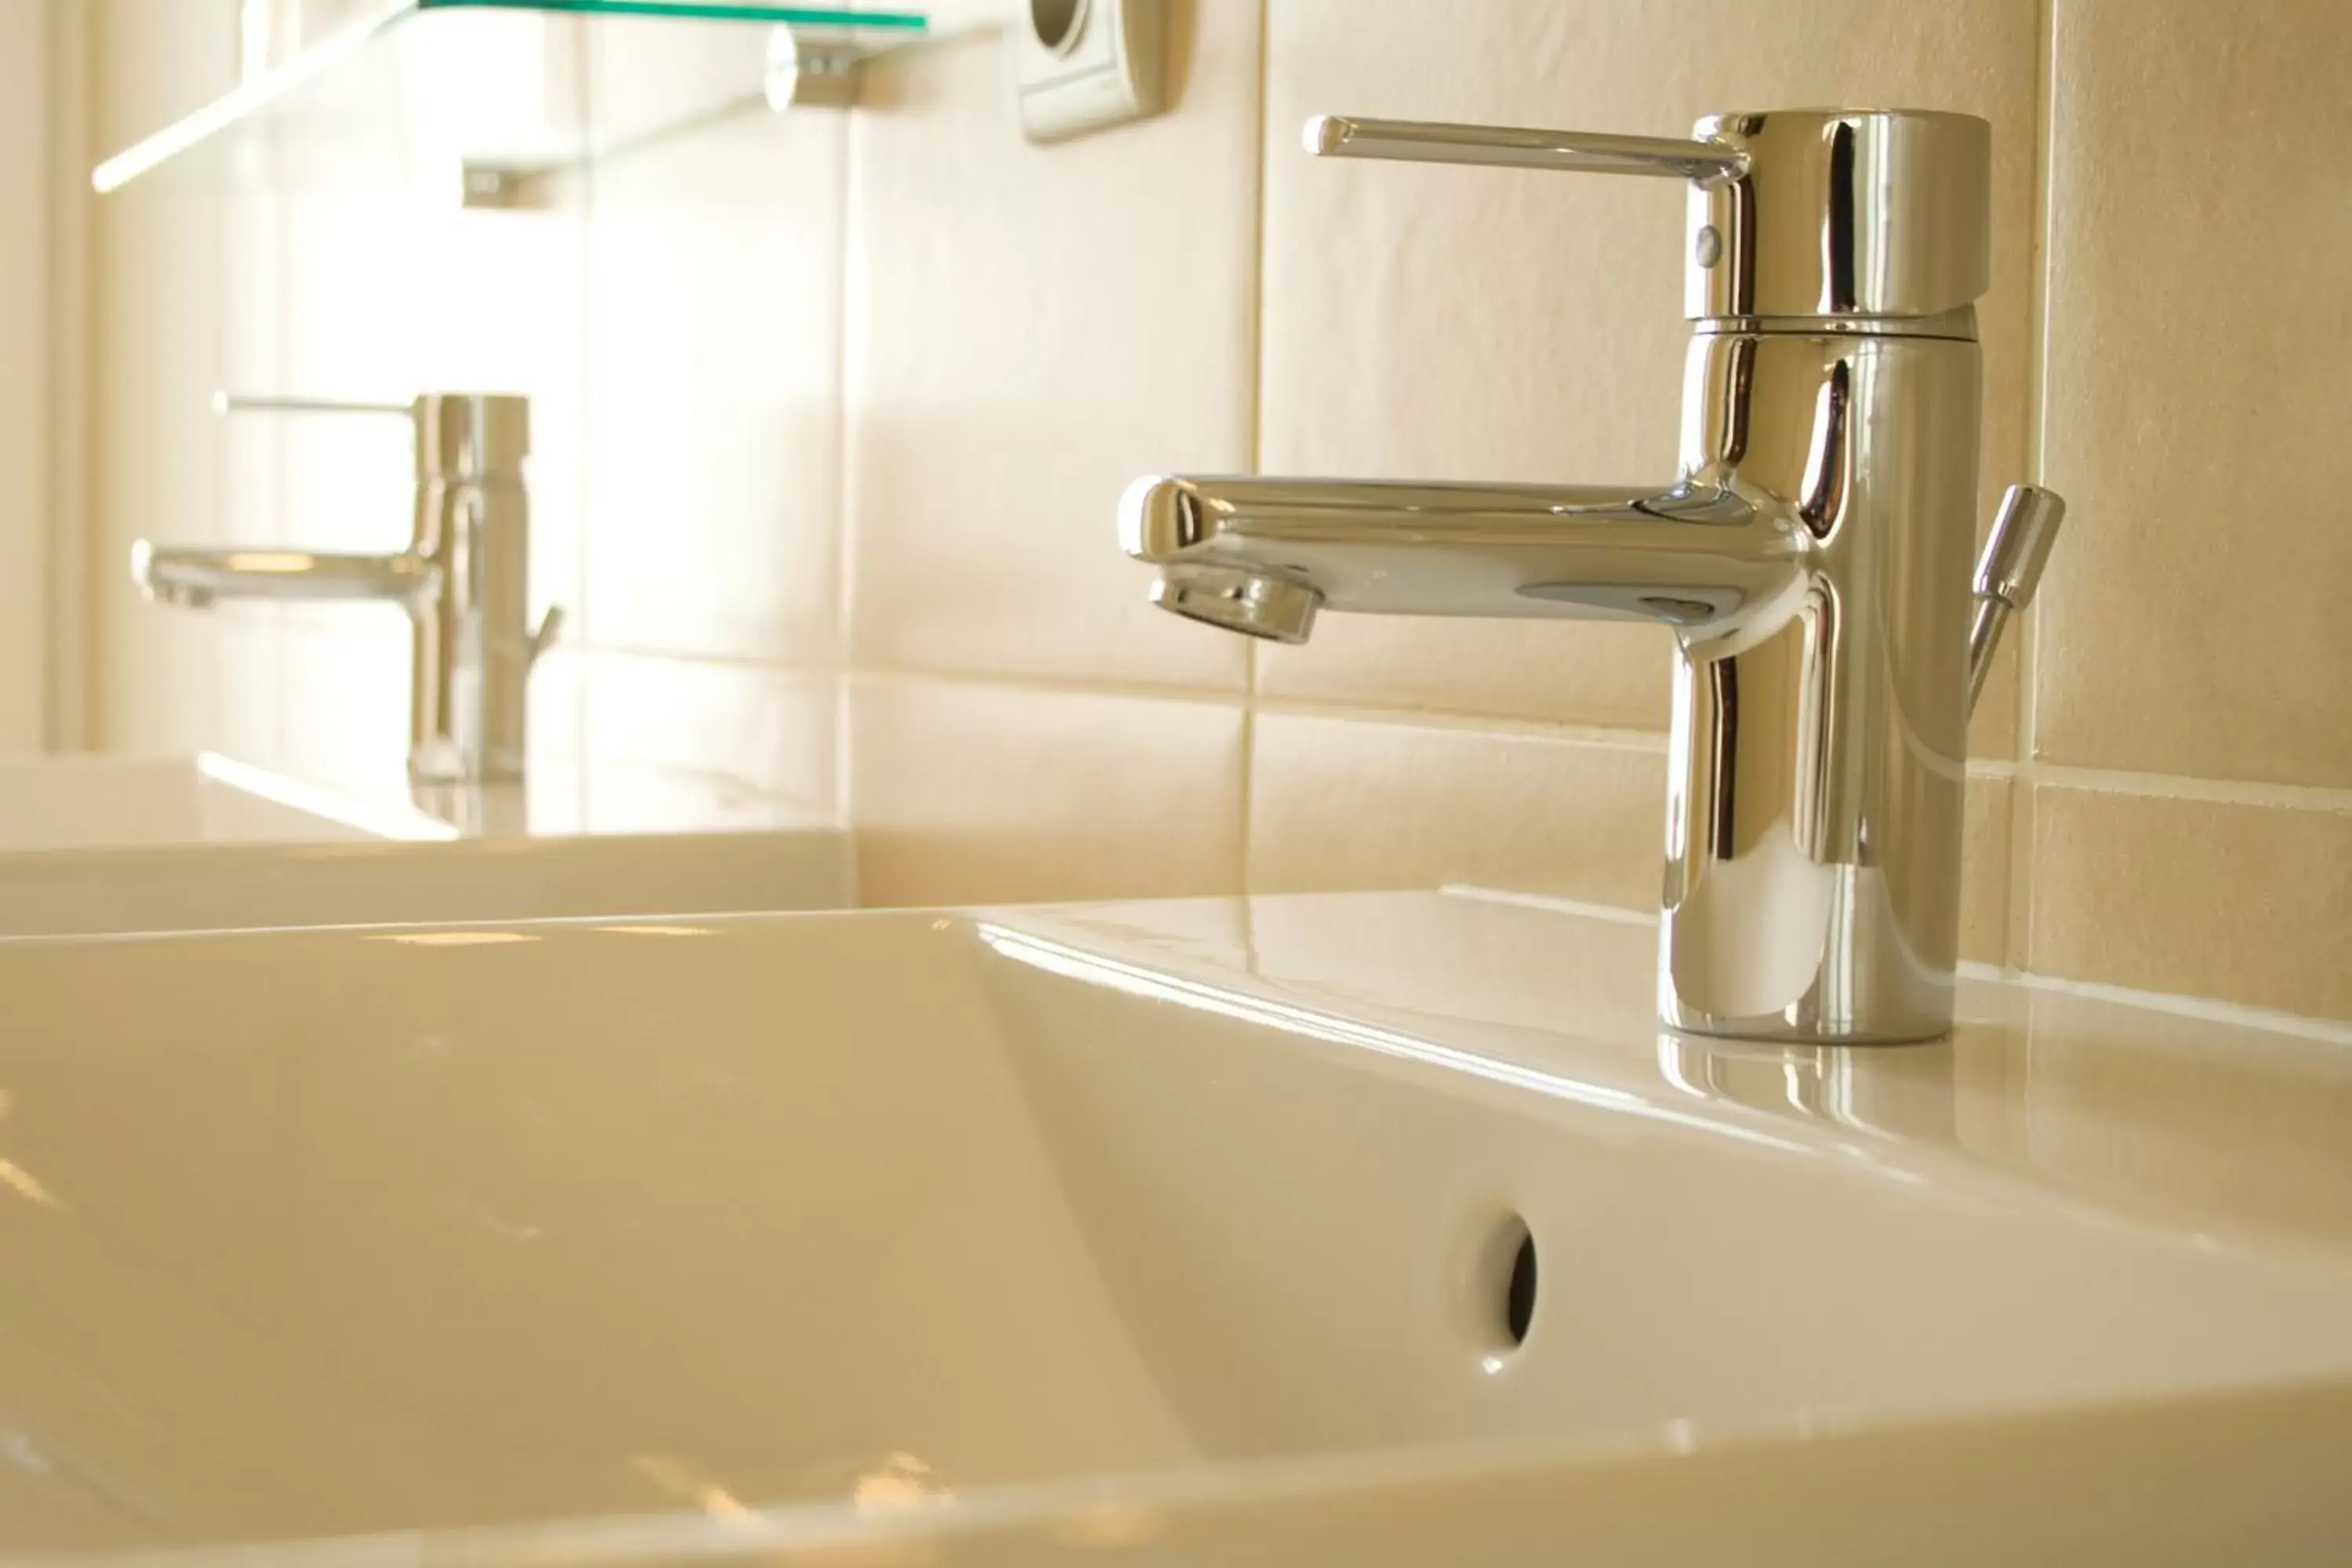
{"left": 431, "top": 0, "right": 920, "bottom": 20}
{"left": 93, "top": 0, "right": 927, "bottom": 200}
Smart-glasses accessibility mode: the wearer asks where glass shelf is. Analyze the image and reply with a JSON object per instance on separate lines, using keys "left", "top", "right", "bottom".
{"left": 93, "top": 0, "right": 928, "bottom": 201}
{"left": 439, "top": 1, "right": 918, "bottom": 18}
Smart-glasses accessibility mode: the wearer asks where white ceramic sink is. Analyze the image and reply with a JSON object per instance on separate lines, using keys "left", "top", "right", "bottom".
{"left": 1, "top": 891, "right": 2348, "bottom": 1563}
{"left": 0, "top": 753, "right": 451, "bottom": 851}
{"left": 0, "top": 754, "right": 852, "bottom": 937}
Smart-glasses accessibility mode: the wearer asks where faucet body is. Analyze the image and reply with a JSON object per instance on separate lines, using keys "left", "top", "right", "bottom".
{"left": 134, "top": 393, "right": 558, "bottom": 785}
{"left": 1124, "top": 108, "right": 2063, "bottom": 1044}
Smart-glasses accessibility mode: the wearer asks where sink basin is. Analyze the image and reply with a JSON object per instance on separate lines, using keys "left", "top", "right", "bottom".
{"left": 0, "top": 755, "right": 852, "bottom": 937}
{"left": 0, "top": 891, "right": 2348, "bottom": 1562}
{"left": 0, "top": 753, "right": 452, "bottom": 851}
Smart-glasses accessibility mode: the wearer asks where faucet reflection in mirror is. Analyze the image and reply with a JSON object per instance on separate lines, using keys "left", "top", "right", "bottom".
{"left": 1122, "top": 107, "right": 2067, "bottom": 1046}
{"left": 132, "top": 391, "right": 564, "bottom": 785}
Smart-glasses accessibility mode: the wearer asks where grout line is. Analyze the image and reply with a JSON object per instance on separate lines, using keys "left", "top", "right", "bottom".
{"left": 833, "top": 669, "right": 854, "bottom": 834}
{"left": 830, "top": 74, "right": 858, "bottom": 699}
{"left": 42, "top": 0, "right": 91, "bottom": 750}
{"left": 1242, "top": 0, "right": 1269, "bottom": 484}
{"left": 842, "top": 665, "right": 1248, "bottom": 711}
{"left": 2023, "top": 0, "right": 2060, "bottom": 695}
{"left": 1235, "top": 0, "right": 1273, "bottom": 898}
{"left": 1955, "top": 961, "right": 2352, "bottom": 1049}
{"left": 567, "top": 650, "right": 1254, "bottom": 714}
{"left": 568, "top": 18, "right": 594, "bottom": 826}
{"left": 579, "top": 657, "right": 2351, "bottom": 813}
{"left": 9, "top": 3, "right": 46, "bottom": 754}
{"left": 569, "top": 18, "right": 597, "bottom": 827}
{"left": 2004, "top": 771, "right": 2038, "bottom": 970}
{"left": 271, "top": 168, "right": 292, "bottom": 773}
{"left": 1251, "top": 696, "right": 1672, "bottom": 750}
{"left": 1235, "top": 683, "right": 1257, "bottom": 893}
{"left": 1453, "top": 887, "right": 2352, "bottom": 1043}
{"left": 829, "top": 73, "right": 858, "bottom": 836}
{"left": 562, "top": 641, "right": 844, "bottom": 671}
{"left": 2009, "top": 0, "right": 2063, "bottom": 967}
{"left": 2028, "top": 764, "right": 2352, "bottom": 815}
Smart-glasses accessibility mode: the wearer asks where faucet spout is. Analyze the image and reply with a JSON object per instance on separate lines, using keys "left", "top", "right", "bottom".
{"left": 1122, "top": 475, "right": 1798, "bottom": 637}
{"left": 130, "top": 540, "right": 439, "bottom": 611}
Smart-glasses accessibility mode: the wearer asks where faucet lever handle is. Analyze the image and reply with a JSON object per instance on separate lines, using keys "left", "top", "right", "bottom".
{"left": 1964, "top": 485, "right": 2067, "bottom": 716}
{"left": 1305, "top": 114, "right": 1747, "bottom": 184}
{"left": 212, "top": 392, "right": 416, "bottom": 420}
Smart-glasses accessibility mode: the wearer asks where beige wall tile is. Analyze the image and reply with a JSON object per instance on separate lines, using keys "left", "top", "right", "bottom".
{"left": 1969, "top": 638, "right": 2022, "bottom": 771}
{"left": 2028, "top": 786, "right": 2352, "bottom": 1022}
{"left": 848, "top": 677, "right": 1245, "bottom": 908}
{"left": 1961, "top": 774, "right": 2013, "bottom": 968}
{"left": 275, "top": 619, "right": 411, "bottom": 792}
{"left": 843, "top": 4, "right": 1257, "bottom": 695}
{"left": 279, "top": 187, "right": 585, "bottom": 618}
{"left": 1250, "top": 712, "right": 2013, "bottom": 961}
{"left": 0, "top": 2, "right": 48, "bottom": 747}
{"left": 582, "top": 84, "right": 838, "bottom": 666}
{"left": 2037, "top": 0, "right": 2352, "bottom": 788}
{"left": 580, "top": 651, "right": 838, "bottom": 815}
{"left": 206, "top": 614, "right": 285, "bottom": 766}
{"left": 2001, "top": 984, "right": 2352, "bottom": 1258}
{"left": 1243, "top": 891, "right": 1663, "bottom": 1047}
{"left": 89, "top": 2, "right": 281, "bottom": 764}
{"left": 90, "top": 184, "right": 233, "bottom": 755}
{"left": 521, "top": 641, "right": 584, "bottom": 762}
{"left": 1260, "top": 620, "right": 1671, "bottom": 734}
{"left": 92, "top": 0, "right": 236, "bottom": 148}
{"left": 1248, "top": 710, "right": 1668, "bottom": 910}
{"left": 1256, "top": 0, "right": 2038, "bottom": 751}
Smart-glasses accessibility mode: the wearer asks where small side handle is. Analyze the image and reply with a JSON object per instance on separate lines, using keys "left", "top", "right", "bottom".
{"left": 1965, "top": 485, "right": 2067, "bottom": 716}
{"left": 527, "top": 605, "right": 566, "bottom": 667}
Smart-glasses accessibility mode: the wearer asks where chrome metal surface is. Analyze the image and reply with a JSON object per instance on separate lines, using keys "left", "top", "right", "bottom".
{"left": 1965, "top": 484, "right": 2067, "bottom": 714}
{"left": 209, "top": 392, "right": 413, "bottom": 419}
{"left": 1123, "top": 105, "right": 2066, "bottom": 1045}
{"left": 1686, "top": 109, "right": 1991, "bottom": 321}
{"left": 1305, "top": 114, "right": 1747, "bottom": 184}
{"left": 765, "top": 24, "right": 866, "bottom": 111}
{"left": 131, "top": 392, "right": 556, "bottom": 785}
{"left": 1693, "top": 306, "right": 1982, "bottom": 341}
{"left": 1144, "top": 560, "right": 1322, "bottom": 644}
{"left": 129, "top": 543, "right": 438, "bottom": 609}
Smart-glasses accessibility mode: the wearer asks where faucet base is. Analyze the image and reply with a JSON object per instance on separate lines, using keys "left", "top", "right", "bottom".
{"left": 1126, "top": 322, "right": 1986, "bottom": 1050}
{"left": 1658, "top": 814, "right": 1965, "bottom": 1046}
{"left": 1659, "top": 1004, "right": 1955, "bottom": 1049}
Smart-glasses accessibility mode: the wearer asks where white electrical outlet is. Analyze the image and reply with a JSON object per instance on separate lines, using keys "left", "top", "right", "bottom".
{"left": 1014, "top": 0, "right": 1165, "bottom": 143}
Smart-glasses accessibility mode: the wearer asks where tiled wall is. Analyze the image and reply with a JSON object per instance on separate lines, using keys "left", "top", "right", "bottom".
{"left": 86, "top": 0, "right": 2352, "bottom": 1020}
{"left": 0, "top": 0, "right": 51, "bottom": 747}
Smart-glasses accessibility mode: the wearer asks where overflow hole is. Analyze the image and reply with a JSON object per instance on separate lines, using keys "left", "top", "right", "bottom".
{"left": 1029, "top": 0, "right": 1084, "bottom": 53}
{"left": 1504, "top": 1225, "right": 1538, "bottom": 1346}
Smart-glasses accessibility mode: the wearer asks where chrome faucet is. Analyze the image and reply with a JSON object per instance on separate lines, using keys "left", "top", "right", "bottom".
{"left": 1122, "top": 108, "right": 2067, "bottom": 1044}
{"left": 132, "top": 392, "right": 563, "bottom": 785}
